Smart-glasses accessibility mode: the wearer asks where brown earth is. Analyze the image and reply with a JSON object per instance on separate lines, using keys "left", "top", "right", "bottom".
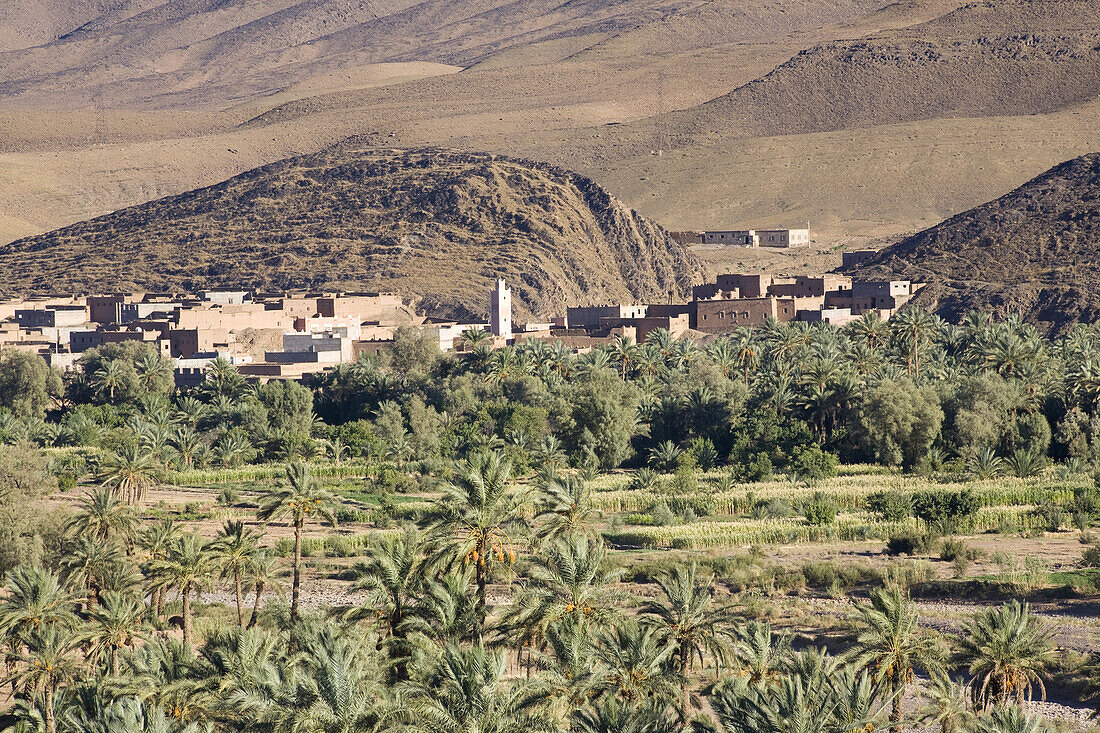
{"left": 3, "top": 0, "right": 1100, "bottom": 263}
{"left": 846, "top": 152, "right": 1100, "bottom": 334}
{"left": 0, "top": 145, "right": 703, "bottom": 321}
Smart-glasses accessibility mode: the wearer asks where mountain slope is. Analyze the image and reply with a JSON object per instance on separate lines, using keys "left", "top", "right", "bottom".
{"left": 0, "top": 145, "right": 703, "bottom": 321}
{"left": 846, "top": 152, "right": 1100, "bottom": 333}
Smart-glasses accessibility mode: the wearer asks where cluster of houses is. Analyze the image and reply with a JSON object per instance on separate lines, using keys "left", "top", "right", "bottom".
{"left": 0, "top": 269, "right": 920, "bottom": 386}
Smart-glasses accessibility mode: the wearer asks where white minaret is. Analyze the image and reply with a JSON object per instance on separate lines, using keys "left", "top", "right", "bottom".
{"left": 490, "top": 278, "right": 512, "bottom": 338}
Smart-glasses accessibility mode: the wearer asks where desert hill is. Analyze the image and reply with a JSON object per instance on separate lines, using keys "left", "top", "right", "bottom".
{"left": 845, "top": 152, "right": 1100, "bottom": 334}
{"left": 2, "top": 0, "right": 1100, "bottom": 259}
{"left": 0, "top": 146, "right": 703, "bottom": 321}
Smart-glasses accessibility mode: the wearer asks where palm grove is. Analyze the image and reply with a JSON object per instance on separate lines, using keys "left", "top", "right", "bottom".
{"left": 0, "top": 308, "right": 1094, "bottom": 731}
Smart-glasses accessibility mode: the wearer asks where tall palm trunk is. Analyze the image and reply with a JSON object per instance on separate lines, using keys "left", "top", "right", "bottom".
{"left": 44, "top": 683, "right": 56, "bottom": 733}
{"left": 890, "top": 679, "right": 905, "bottom": 733}
{"left": 233, "top": 565, "right": 244, "bottom": 626}
{"left": 291, "top": 520, "right": 302, "bottom": 623}
{"left": 182, "top": 580, "right": 193, "bottom": 648}
{"left": 248, "top": 579, "right": 265, "bottom": 629}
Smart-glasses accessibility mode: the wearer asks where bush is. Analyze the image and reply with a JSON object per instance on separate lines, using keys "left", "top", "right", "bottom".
{"left": 650, "top": 501, "right": 677, "bottom": 527}
{"left": 56, "top": 473, "right": 77, "bottom": 492}
{"left": 803, "top": 492, "right": 838, "bottom": 526}
{"left": 885, "top": 530, "right": 939, "bottom": 556}
{"left": 218, "top": 487, "right": 239, "bottom": 506}
{"left": 791, "top": 444, "right": 839, "bottom": 483}
{"left": 1082, "top": 546, "right": 1100, "bottom": 568}
{"left": 866, "top": 491, "right": 912, "bottom": 522}
{"left": 751, "top": 498, "right": 793, "bottom": 519}
{"left": 686, "top": 437, "right": 718, "bottom": 471}
{"left": 911, "top": 489, "right": 980, "bottom": 529}
{"left": 740, "top": 454, "right": 773, "bottom": 482}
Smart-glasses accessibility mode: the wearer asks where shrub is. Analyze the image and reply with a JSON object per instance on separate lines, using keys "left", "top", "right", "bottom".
{"left": 218, "top": 487, "right": 239, "bottom": 506}
{"left": 667, "top": 465, "right": 698, "bottom": 495}
{"left": 803, "top": 492, "right": 838, "bottom": 526}
{"left": 752, "top": 498, "right": 793, "bottom": 519}
{"left": 1082, "top": 546, "right": 1100, "bottom": 568}
{"left": 866, "top": 491, "right": 912, "bottom": 522}
{"left": 56, "top": 473, "right": 77, "bottom": 492}
{"left": 911, "top": 489, "right": 980, "bottom": 529}
{"left": 686, "top": 437, "right": 718, "bottom": 471}
{"left": 650, "top": 501, "right": 677, "bottom": 527}
{"left": 791, "top": 444, "right": 839, "bottom": 483}
{"left": 885, "top": 530, "right": 938, "bottom": 556}
{"left": 741, "top": 453, "right": 773, "bottom": 482}
{"left": 939, "top": 538, "right": 981, "bottom": 563}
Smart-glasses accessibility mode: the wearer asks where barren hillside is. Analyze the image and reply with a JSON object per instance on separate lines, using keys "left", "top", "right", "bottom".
{"left": 846, "top": 152, "right": 1100, "bottom": 334}
{"left": 0, "top": 146, "right": 704, "bottom": 321}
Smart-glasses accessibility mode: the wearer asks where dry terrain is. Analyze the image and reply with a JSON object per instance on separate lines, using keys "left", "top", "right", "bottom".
{"left": 0, "top": 146, "right": 703, "bottom": 320}
{"left": 849, "top": 152, "right": 1100, "bottom": 334}
{"left": 1, "top": 0, "right": 1098, "bottom": 262}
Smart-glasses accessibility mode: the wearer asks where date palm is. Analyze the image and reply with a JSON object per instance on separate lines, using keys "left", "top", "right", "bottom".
{"left": 0, "top": 566, "right": 79, "bottom": 644}
{"left": 920, "top": 672, "right": 973, "bottom": 733}
{"left": 85, "top": 591, "right": 148, "bottom": 676}
{"left": 590, "top": 620, "right": 681, "bottom": 709}
{"left": 733, "top": 620, "right": 790, "bottom": 689}
{"left": 245, "top": 550, "right": 283, "bottom": 630}
{"left": 148, "top": 534, "right": 217, "bottom": 648}
{"left": 67, "top": 486, "right": 139, "bottom": 546}
{"left": 505, "top": 535, "right": 620, "bottom": 647}
{"left": 212, "top": 520, "right": 262, "bottom": 626}
{"left": 134, "top": 352, "right": 172, "bottom": 393}
{"left": 432, "top": 451, "right": 527, "bottom": 630}
{"left": 534, "top": 475, "right": 599, "bottom": 540}
{"left": 954, "top": 600, "right": 1055, "bottom": 709}
{"left": 347, "top": 525, "right": 429, "bottom": 681}
{"left": 398, "top": 642, "right": 551, "bottom": 733}
{"left": 91, "top": 359, "right": 128, "bottom": 403}
{"left": 851, "top": 586, "right": 944, "bottom": 733}
{"left": 170, "top": 427, "right": 205, "bottom": 470}
{"left": 257, "top": 462, "right": 336, "bottom": 623}
{"left": 139, "top": 518, "right": 180, "bottom": 620}
{"left": 60, "top": 535, "right": 127, "bottom": 609}
{"left": 6, "top": 626, "right": 84, "bottom": 733}
{"left": 98, "top": 444, "right": 161, "bottom": 504}
{"left": 641, "top": 564, "right": 735, "bottom": 686}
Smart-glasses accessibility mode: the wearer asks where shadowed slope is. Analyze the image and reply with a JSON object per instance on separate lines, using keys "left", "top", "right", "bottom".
{"left": 0, "top": 146, "right": 704, "bottom": 321}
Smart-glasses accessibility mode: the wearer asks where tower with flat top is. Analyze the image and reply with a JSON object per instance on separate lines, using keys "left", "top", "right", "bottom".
{"left": 490, "top": 278, "right": 512, "bottom": 339}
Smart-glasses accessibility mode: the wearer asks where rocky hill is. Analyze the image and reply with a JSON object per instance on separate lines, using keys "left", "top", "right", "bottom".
{"left": 0, "top": 145, "right": 703, "bottom": 321}
{"left": 845, "top": 152, "right": 1100, "bottom": 334}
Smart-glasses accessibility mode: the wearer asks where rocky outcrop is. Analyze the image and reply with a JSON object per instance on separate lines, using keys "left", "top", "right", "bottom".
{"left": 0, "top": 145, "right": 704, "bottom": 321}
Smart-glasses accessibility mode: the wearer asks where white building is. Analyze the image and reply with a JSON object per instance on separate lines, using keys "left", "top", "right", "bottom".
{"left": 490, "top": 278, "right": 512, "bottom": 339}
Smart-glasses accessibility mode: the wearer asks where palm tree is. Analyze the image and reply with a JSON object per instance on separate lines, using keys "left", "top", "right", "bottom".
{"left": 851, "top": 586, "right": 944, "bottom": 733}
{"left": 0, "top": 566, "right": 79, "bottom": 644}
{"left": 432, "top": 451, "right": 527, "bottom": 629}
{"left": 505, "top": 535, "right": 621, "bottom": 652}
{"left": 647, "top": 441, "right": 682, "bottom": 472}
{"left": 148, "top": 534, "right": 217, "bottom": 648}
{"left": 170, "top": 427, "right": 206, "bottom": 470}
{"left": 245, "top": 550, "right": 283, "bottom": 630}
{"left": 397, "top": 642, "right": 550, "bottom": 733}
{"left": 6, "top": 626, "right": 84, "bottom": 733}
{"left": 891, "top": 307, "right": 937, "bottom": 377}
{"left": 460, "top": 327, "right": 492, "bottom": 351}
{"left": 59, "top": 535, "right": 127, "bottom": 609}
{"left": 98, "top": 444, "right": 161, "bottom": 504}
{"left": 733, "top": 620, "right": 790, "bottom": 689}
{"left": 590, "top": 619, "right": 682, "bottom": 710}
{"left": 139, "top": 518, "right": 180, "bottom": 620}
{"left": 91, "top": 359, "right": 128, "bottom": 402}
{"left": 641, "top": 564, "right": 735, "bottom": 688}
{"left": 244, "top": 625, "right": 383, "bottom": 733}
{"left": 954, "top": 601, "right": 1055, "bottom": 709}
{"left": 67, "top": 486, "right": 139, "bottom": 546}
{"left": 134, "top": 352, "right": 172, "bottom": 393}
{"left": 85, "top": 591, "right": 148, "bottom": 676}
{"left": 920, "top": 672, "right": 973, "bottom": 733}
{"left": 609, "top": 335, "right": 638, "bottom": 379}
{"left": 212, "top": 520, "right": 262, "bottom": 626}
{"left": 347, "top": 526, "right": 428, "bottom": 681}
{"left": 534, "top": 475, "right": 600, "bottom": 540}
{"left": 256, "top": 462, "right": 337, "bottom": 623}
{"left": 969, "top": 704, "right": 1053, "bottom": 733}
